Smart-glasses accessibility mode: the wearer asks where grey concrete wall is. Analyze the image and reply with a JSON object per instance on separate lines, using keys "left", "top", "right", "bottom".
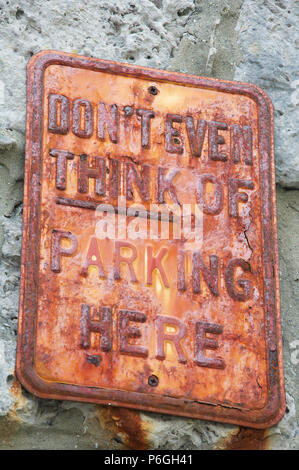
{"left": 0, "top": 0, "right": 298, "bottom": 449}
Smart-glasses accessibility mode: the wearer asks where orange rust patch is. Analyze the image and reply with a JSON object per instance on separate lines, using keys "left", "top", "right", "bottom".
{"left": 222, "top": 426, "right": 269, "bottom": 450}
{"left": 8, "top": 377, "right": 28, "bottom": 421}
{"left": 97, "top": 406, "right": 149, "bottom": 450}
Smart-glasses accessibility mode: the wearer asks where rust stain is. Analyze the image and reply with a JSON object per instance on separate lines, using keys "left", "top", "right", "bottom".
{"left": 8, "top": 376, "right": 28, "bottom": 422}
{"left": 15, "top": 50, "right": 285, "bottom": 429}
{"left": 97, "top": 406, "right": 149, "bottom": 450}
{"left": 221, "top": 426, "right": 269, "bottom": 450}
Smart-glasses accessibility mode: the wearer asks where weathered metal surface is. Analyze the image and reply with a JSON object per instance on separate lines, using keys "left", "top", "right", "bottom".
{"left": 16, "top": 50, "right": 285, "bottom": 428}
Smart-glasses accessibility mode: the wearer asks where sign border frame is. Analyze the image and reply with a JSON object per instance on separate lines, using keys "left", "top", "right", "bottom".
{"left": 16, "top": 50, "right": 285, "bottom": 429}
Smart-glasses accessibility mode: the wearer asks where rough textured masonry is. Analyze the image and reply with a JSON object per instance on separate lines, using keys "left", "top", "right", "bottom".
{"left": 0, "top": 0, "right": 298, "bottom": 450}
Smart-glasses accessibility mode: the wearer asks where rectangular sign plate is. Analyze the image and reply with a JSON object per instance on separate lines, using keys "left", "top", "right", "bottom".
{"left": 16, "top": 51, "right": 285, "bottom": 428}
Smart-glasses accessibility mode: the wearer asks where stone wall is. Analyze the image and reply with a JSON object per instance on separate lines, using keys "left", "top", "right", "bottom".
{"left": 0, "top": 0, "right": 298, "bottom": 449}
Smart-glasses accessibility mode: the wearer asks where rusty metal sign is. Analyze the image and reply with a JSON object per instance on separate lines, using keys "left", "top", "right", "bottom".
{"left": 16, "top": 51, "right": 285, "bottom": 428}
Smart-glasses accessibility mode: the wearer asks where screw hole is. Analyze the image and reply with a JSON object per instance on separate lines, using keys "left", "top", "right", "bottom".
{"left": 124, "top": 105, "right": 134, "bottom": 117}
{"left": 6, "top": 374, "right": 14, "bottom": 386}
{"left": 148, "top": 374, "right": 159, "bottom": 387}
{"left": 86, "top": 354, "right": 102, "bottom": 367}
{"left": 173, "top": 137, "right": 181, "bottom": 145}
{"left": 148, "top": 86, "right": 158, "bottom": 96}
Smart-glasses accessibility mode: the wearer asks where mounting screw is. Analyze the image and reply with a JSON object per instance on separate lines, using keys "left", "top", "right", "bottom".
{"left": 124, "top": 105, "right": 133, "bottom": 117}
{"left": 148, "top": 86, "right": 158, "bottom": 95}
{"left": 148, "top": 374, "right": 159, "bottom": 387}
